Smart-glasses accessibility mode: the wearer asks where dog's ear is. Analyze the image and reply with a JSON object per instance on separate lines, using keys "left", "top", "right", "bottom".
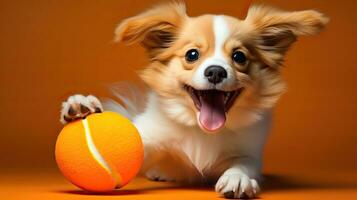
{"left": 245, "top": 5, "right": 329, "bottom": 67}
{"left": 114, "top": 1, "right": 187, "bottom": 59}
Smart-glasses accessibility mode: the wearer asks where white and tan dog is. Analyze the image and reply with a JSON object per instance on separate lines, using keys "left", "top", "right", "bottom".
{"left": 60, "top": 2, "right": 327, "bottom": 198}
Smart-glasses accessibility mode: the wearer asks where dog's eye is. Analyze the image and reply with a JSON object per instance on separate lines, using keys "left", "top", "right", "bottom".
{"left": 232, "top": 50, "right": 246, "bottom": 64}
{"left": 185, "top": 49, "right": 200, "bottom": 62}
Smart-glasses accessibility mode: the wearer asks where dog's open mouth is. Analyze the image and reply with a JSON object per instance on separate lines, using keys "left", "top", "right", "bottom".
{"left": 184, "top": 85, "right": 243, "bottom": 133}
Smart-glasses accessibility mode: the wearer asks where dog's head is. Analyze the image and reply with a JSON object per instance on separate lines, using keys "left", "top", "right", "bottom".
{"left": 115, "top": 2, "right": 328, "bottom": 132}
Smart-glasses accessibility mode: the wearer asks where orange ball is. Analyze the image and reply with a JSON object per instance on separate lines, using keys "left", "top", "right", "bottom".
{"left": 55, "top": 111, "right": 143, "bottom": 192}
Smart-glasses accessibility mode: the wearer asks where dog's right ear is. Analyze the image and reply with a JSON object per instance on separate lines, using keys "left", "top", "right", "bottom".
{"left": 114, "top": 1, "right": 187, "bottom": 59}
{"left": 245, "top": 5, "right": 329, "bottom": 68}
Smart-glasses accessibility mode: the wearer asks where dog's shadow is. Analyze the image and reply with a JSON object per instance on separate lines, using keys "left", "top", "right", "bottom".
{"left": 57, "top": 189, "right": 144, "bottom": 196}
{"left": 55, "top": 174, "right": 357, "bottom": 196}
{"left": 262, "top": 174, "right": 357, "bottom": 191}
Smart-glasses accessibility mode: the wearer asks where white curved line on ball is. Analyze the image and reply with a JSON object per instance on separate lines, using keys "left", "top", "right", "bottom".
{"left": 82, "top": 118, "right": 119, "bottom": 185}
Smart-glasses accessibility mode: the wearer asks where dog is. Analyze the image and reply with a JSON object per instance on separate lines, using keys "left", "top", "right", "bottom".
{"left": 60, "top": 1, "right": 328, "bottom": 198}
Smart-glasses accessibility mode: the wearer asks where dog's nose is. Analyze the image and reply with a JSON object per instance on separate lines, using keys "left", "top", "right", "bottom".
{"left": 204, "top": 65, "right": 227, "bottom": 84}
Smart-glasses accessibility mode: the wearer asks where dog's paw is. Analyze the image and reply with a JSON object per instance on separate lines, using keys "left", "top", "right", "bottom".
{"left": 60, "top": 94, "right": 103, "bottom": 124}
{"left": 215, "top": 173, "right": 260, "bottom": 199}
{"left": 145, "top": 168, "right": 175, "bottom": 182}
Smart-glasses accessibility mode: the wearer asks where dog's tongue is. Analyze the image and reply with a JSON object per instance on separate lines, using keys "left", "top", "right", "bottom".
{"left": 199, "top": 91, "right": 226, "bottom": 132}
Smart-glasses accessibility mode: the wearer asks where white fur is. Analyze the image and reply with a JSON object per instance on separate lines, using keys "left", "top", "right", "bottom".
{"left": 135, "top": 92, "right": 270, "bottom": 175}
{"left": 132, "top": 91, "right": 268, "bottom": 197}
{"left": 192, "top": 16, "right": 236, "bottom": 91}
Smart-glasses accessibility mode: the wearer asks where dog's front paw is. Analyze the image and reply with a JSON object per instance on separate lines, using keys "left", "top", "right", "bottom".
{"left": 145, "top": 168, "right": 175, "bottom": 182}
{"left": 215, "top": 173, "right": 260, "bottom": 199}
{"left": 60, "top": 94, "right": 103, "bottom": 124}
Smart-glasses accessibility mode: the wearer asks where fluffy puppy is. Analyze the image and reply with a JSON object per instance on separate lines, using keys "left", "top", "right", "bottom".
{"left": 60, "top": 2, "right": 328, "bottom": 198}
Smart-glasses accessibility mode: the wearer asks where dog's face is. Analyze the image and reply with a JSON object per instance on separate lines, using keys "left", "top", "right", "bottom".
{"left": 115, "top": 2, "right": 328, "bottom": 133}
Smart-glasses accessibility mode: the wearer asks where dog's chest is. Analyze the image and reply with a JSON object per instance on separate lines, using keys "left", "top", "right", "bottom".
{"left": 173, "top": 128, "right": 237, "bottom": 175}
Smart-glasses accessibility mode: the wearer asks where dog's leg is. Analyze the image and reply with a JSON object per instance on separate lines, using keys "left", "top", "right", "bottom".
{"left": 60, "top": 94, "right": 103, "bottom": 124}
{"left": 215, "top": 158, "right": 261, "bottom": 199}
{"left": 133, "top": 104, "right": 180, "bottom": 182}
{"left": 137, "top": 139, "right": 174, "bottom": 182}
{"left": 143, "top": 152, "right": 192, "bottom": 182}
{"left": 145, "top": 164, "right": 176, "bottom": 182}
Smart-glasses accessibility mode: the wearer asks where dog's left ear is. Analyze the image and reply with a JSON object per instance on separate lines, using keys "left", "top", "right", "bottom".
{"left": 114, "top": 1, "right": 187, "bottom": 59}
{"left": 245, "top": 5, "right": 329, "bottom": 67}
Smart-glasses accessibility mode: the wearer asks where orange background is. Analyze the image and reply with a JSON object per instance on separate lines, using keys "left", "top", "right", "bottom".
{"left": 0, "top": 0, "right": 356, "bottom": 199}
